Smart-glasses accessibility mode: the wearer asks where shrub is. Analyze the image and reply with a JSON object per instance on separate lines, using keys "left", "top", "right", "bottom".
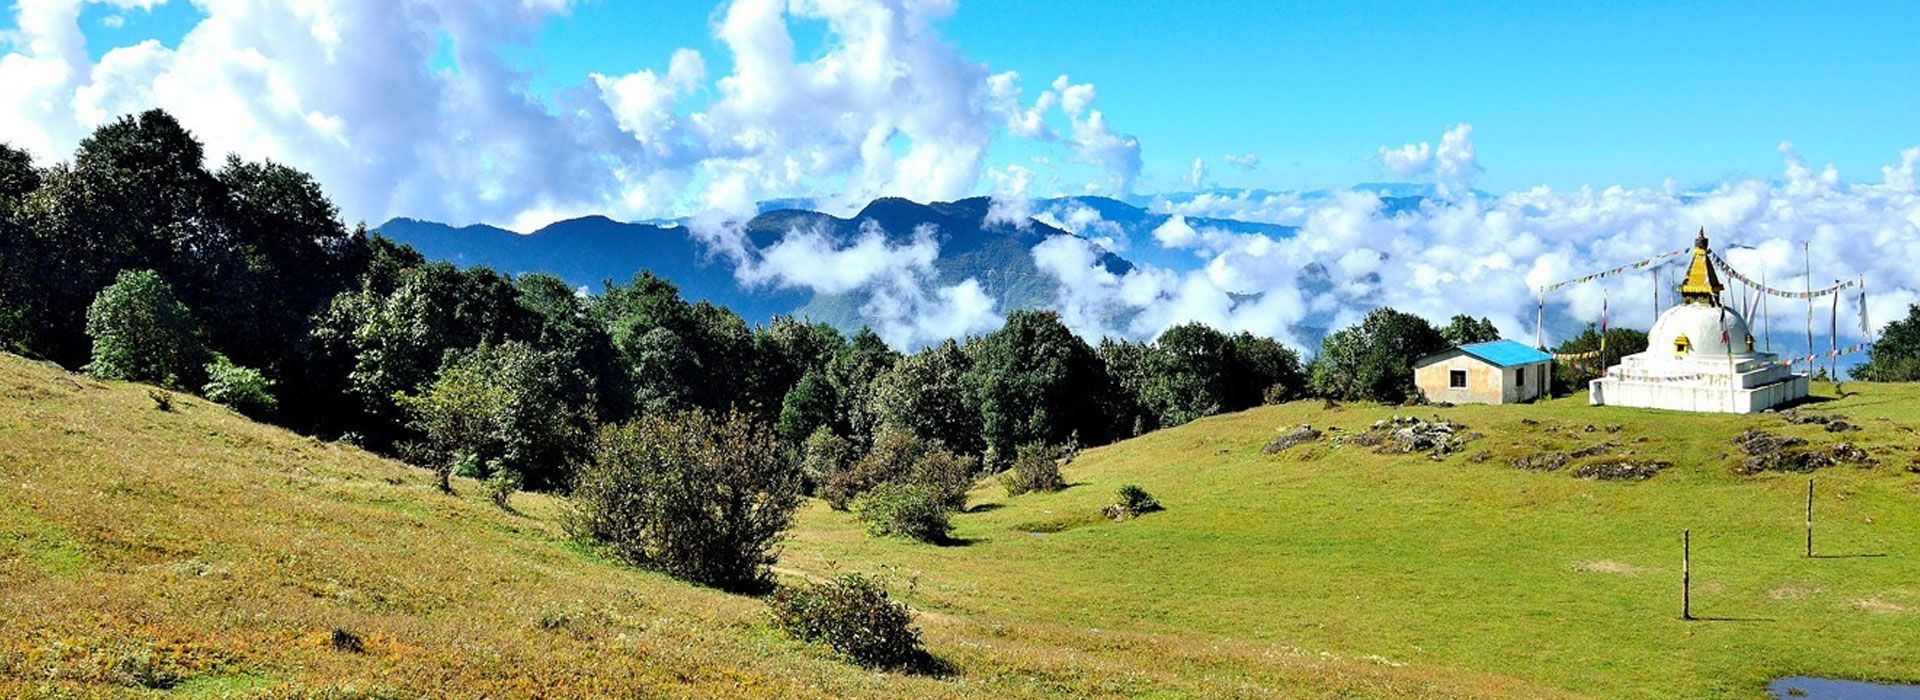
{"left": 83, "top": 269, "right": 207, "bottom": 390}
{"left": 910, "top": 449, "right": 979, "bottom": 511}
{"left": 819, "top": 429, "right": 978, "bottom": 511}
{"left": 1115, "top": 484, "right": 1161, "bottom": 515}
{"left": 853, "top": 483, "right": 952, "bottom": 543}
{"left": 396, "top": 341, "right": 594, "bottom": 492}
{"left": 799, "top": 426, "right": 853, "bottom": 497}
{"left": 486, "top": 466, "right": 521, "bottom": 512}
{"left": 569, "top": 410, "right": 802, "bottom": 592}
{"left": 1001, "top": 443, "right": 1066, "bottom": 496}
{"left": 201, "top": 354, "right": 277, "bottom": 417}
{"left": 769, "top": 574, "right": 925, "bottom": 669}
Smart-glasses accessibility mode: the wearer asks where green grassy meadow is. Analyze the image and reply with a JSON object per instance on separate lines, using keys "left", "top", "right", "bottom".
{"left": 4, "top": 352, "right": 1917, "bottom": 697}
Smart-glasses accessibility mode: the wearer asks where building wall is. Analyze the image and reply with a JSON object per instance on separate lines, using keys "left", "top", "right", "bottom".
{"left": 1415, "top": 354, "right": 1549, "bottom": 405}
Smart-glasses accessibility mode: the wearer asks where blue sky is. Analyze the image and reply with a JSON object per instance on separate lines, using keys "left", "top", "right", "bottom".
{"left": 5, "top": 0, "right": 1915, "bottom": 358}
{"left": 42, "top": 1, "right": 1920, "bottom": 198}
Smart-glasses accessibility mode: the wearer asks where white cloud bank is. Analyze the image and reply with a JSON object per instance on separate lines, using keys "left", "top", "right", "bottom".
{"left": 1034, "top": 127, "right": 1920, "bottom": 358}
{"left": 0, "top": 0, "right": 1142, "bottom": 230}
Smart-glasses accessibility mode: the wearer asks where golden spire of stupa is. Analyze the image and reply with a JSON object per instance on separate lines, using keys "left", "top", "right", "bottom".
{"left": 1679, "top": 228, "right": 1724, "bottom": 306}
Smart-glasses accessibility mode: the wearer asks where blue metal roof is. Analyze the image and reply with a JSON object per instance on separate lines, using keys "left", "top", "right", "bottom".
{"left": 1457, "top": 340, "right": 1553, "bottom": 368}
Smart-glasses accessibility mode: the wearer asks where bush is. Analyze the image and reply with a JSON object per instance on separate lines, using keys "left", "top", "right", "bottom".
{"left": 83, "top": 269, "right": 207, "bottom": 390}
{"left": 1001, "top": 443, "right": 1066, "bottom": 496}
{"left": 569, "top": 410, "right": 802, "bottom": 592}
{"left": 819, "top": 429, "right": 978, "bottom": 511}
{"left": 769, "top": 574, "right": 925, "bottom": 669}
{"left": 1115, "top": 484, "right": 1161, "bottom": 515}
{"left": 910, "top": 449, "right": 979, "bottom": 511}
{"left": 201, "top": 354, "right": 277, "bottom": 417}
{"left": 799, "top": 426, "right": 853, "bottom": 497}
{"left": 853, "top": 483, "right": 952, "bottom": 543}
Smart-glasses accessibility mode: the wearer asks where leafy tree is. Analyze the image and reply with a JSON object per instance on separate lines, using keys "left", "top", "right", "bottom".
{"left": 1439, "top": 314, "right": 1502, "bottom": 346}
{"left": 826, "top": 328, "right": 900, "bottom": 444}
{"left": 1096, "top": 338, "right": 1157, "bottom": 435}
{"left": 308, "top": 262, "right": 533, "bottom": 447}
{"left": 963, "top": 310, "right": 1114, "bottom": 467}
{"left": 1550, "top": 325, "right": 1649, "bottom": 393}
{"left": 799, "top": 425, "right": 855, "bottom": 495}
{"left": 11, "top": 111, "right": 223, "bottom": 365}
{"left": 83, "top": 269, "right": 207, "bottom": 389}
{"left": 1307, "top": 308, "right": 1448, "bottom": 403}
{"left": 593, "top": 272, "right": 757, "bottom": 414}
{"left": 1226, "top": 332, "right": 1305, "bottom": 406}
{"left": 1854, "top": 304, "right": 1920, "bottom": 381}
{"left": 202, "top": 354, "right": 278, "bottom": 418}
{"left": 750, "top": 317, "right": 845, "bottom": 419}
{"left": 397, "top": 341, "right": 594, "bottom": 492}
{"left": 0, "top": 143, "right": 38, "bottom": 205}
{"left": 1137, "top": 322, "right": 1233, "bottom": 427}
{"left": 776, "top": 371, "right": 838, "bottom": 447}
{"left": 516, "top": 273, "right": 628, "bottom": 420}
{"left": 869, "top": 339, "right": 981, "bottom": 455}
{"left": 570, "top": 410, "right": 802, "bottom": 592}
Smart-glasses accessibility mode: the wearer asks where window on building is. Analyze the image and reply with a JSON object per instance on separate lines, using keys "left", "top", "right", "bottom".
{"left": 1516, "top": 367, "right": 1525, "bottom": 387}
{"left": 1449, "top": 369, "right": 1466, "bottom": 388}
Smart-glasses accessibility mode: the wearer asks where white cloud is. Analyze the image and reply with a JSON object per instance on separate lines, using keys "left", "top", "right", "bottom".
{"left": 0, "top": 0, "right": 1142, "bottom": 230}
{"left": 1223, "top": 152, "right": 1258, "bottom": 170}
{"left": 1031, "top": 143, "right": 1920, "bottom": 358}
{"left": 1187, "top": 156, "right": 1207, "bottom": 190}
{"left": 1378, "top": 122, "right": 1481, "bottom": 198}
{"left": 984, "top": 163, "right": 1035, "bottom": 228}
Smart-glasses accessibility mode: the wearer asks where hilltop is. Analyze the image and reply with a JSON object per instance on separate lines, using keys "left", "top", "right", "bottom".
{"left": 4, "top": 351, "right": 1918, "bottom": 697}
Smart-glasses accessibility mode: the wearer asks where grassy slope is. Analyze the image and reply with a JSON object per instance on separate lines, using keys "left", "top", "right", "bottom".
{"left": 783, "top": 384, "right": 1920, "bottom": 699}
{"left": 0, "top": 354, "right": 1521, "bottom": 699}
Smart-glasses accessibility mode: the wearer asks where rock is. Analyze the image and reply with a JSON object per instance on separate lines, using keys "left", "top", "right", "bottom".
{"left": 1828, "top": 442, "right": 1871, "bottom": 464}
{"left": 1513, "top": 452, "right": 1570, "bottom": 472}
{"left": 1263, "top": 425, "right": 1323, "bottom": 454}
{"left": 1574, "top": 458, "right": 1672, "bottom": 481}
{"left": 1569, "top": 442, "right": 1618, "bottom": 459}
{"left": 1605, "top": 424, "right": 1623, "bottom": 434}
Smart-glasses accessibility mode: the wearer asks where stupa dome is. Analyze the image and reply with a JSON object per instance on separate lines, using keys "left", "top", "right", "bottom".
{"left": 1646, "top": 303, "right": 1754, "bottom": 359}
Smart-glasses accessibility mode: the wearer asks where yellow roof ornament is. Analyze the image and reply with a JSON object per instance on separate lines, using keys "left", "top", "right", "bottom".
{"left": 1679, "top": 228, "right": 1724, "bottom": 305}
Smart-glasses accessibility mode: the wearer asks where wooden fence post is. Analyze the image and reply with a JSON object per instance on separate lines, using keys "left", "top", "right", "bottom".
{"left": 1682, "top": 529, "right": 1694, "bottom": 621}
{"left": 1805, "top": 478, "right": 1815, "bottom": 558}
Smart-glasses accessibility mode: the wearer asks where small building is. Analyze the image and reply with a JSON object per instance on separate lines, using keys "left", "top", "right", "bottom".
{"left": 1414, "top": 340, "right": 1553, "bottom": 405}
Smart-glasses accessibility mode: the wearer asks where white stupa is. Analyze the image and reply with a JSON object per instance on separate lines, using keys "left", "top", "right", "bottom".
{"left": 1588, "top": 231, "right": 1809, "bottom": 413}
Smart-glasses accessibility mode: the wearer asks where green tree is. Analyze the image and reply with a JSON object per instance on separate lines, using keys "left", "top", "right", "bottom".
{"left": 308, "top": 262, "right": 533, "bottom": 447}
{"left": 1307, "top": 308, "right": 1449, "bottom": 403}
{"left": 202, "top": 354, "right": 278, "bottom": 418}
{"left": 826, "top": 328, "right": 900, "bottom": 445}
{"left": 1550, "top": 325, "right": 1649, "bottom": 393}
{"left": 1439, "top": 314, "right": 1502, "bottom": 346}
{"left": 570, "top": 410, "right": 802, "bottom": 592}
{"left": 1137, "top": 322, "right": 1233, "bottom": 427}
{"left": 593, "top": 272, "right": 757, "bottom": 414}
{"left": 397, "top": 341, "right": 594, "bottom": 492}
{"left": 963, "top": 310, "right": 1114, "bottom": 466}
{"left": 1226, "top": 332, "right": 1306, "bottom": 407}
{"left": 870, "top": 339, "right": 982, "bottom": 455}
{"left": 1854, "top": 304, "right": 1920, "bottom": 381}
{"left": 776, "top": 370, "right": 838, "bottom": 447}
{"left": 12, "top": 111, "right": 223, "bottom": 365}
{"left": 83, "top": 269, "right": 207, "bottom": 389}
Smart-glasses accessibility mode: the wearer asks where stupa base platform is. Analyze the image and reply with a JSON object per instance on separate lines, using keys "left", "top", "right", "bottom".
{"left": 1588, "top": 373, "right": 1809, "bottom": 414}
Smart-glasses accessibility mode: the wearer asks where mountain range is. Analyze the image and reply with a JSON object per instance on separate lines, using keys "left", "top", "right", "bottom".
{"left": 376, "top": 194, "right": 1299, "bottom": 331}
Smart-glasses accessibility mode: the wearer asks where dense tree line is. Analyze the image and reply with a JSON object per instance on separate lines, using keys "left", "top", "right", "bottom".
{"left": 2, "top": 110, "right": 1544, "bottom": 588}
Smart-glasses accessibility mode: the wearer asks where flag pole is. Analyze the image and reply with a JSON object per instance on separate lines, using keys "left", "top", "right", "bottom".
{"left": 1804, "top": 241, "right": 1814, "bottom": 378}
